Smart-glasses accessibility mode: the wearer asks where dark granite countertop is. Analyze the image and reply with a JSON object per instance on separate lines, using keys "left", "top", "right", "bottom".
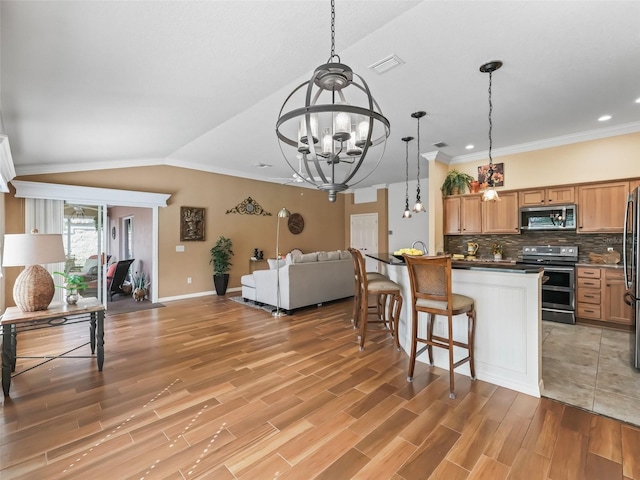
{"left": 366, "top": 253, "right": 543, "bottom": 274}
{"left": 575, "top": 262, "right": 623, "bottom": 269}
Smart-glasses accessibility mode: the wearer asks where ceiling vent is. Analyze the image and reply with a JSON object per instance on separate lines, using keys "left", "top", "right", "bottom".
{"left": 368, "top": 54, "right": 404, "bottom": 75}
{"left": 432, "top": 141, "right": 448, "bottom": 148}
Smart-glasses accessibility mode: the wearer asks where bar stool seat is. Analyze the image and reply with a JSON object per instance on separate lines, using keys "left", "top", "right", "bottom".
{"left": 349, "top": 248, "right": 402, "bottom": 351}
{"left": 403, "top": 254, "right": 476, "bottom": 399}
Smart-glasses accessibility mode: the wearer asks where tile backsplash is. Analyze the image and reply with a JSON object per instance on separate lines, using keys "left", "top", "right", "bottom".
{"left": 444, "top": 231, "right": 623, "bottom": 263}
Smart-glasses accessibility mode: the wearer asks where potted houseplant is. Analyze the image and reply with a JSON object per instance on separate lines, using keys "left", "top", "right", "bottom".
{"left": 53, "top": 271, "right": 89, "bottom": 305}
{"left": 131, "top": 270, "right": 151, "bottom": 301}
{"left": 209, "top": 235, "right": 234, "bottom": 295}
{"left": 441, "top": 170, "right": 475, "bottom": 196}
{"left": 492, "top": 243, "right": 503, "bottom": 261}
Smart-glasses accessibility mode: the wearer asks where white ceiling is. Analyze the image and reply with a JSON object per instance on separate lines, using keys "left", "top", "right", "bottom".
{"left": 2, "top": 1, "right": 639, "bottom": 193}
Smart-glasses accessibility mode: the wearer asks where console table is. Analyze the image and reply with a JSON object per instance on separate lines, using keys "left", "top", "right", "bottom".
{"left": 1, "top": 297, "right": 105, "bottom": 396}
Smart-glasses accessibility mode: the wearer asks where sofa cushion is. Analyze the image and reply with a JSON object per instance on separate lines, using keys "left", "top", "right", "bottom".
{"left": 241, "top": 274, "right": 256, "bottom": 287}
{"left": 318, "top": 251, "right": 340, "bottom": 261}
{"left": 293, "top": 252, "right": 318, "bottom": 263}
{"left": 339, "top": 250, "right": 353, "bottom": 260}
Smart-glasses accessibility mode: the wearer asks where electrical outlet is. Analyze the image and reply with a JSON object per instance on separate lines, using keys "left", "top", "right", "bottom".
{"left": 187, "top": 277, "right": 192, "bottom": 284}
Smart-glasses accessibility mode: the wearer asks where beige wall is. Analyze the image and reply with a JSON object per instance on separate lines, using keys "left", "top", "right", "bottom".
{"left": 441, "top": 131, "right": 640, "bottom": 192}
{"left": 6, "top": 166, "right": 345, "bottom": 302}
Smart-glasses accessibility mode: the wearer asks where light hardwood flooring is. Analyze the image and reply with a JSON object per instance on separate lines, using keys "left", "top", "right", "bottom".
{"left": 2, "top": 296, "right": 640, "bottom": 479}
{"left": 542, "top": 321, "right": 640, "bottom": 426}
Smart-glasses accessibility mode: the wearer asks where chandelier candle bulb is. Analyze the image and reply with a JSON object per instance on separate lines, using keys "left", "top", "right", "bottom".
{"left": 333, "top": 111, "right": 351, "bottom": 139}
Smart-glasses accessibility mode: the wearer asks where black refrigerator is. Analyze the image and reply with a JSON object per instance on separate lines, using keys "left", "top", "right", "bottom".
{"left": 623, "top": 186, "right": 640, "bottom": 369}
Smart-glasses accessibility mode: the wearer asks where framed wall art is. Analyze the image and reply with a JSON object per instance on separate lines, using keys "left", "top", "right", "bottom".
{"left": 180, "top": 206, "right": 205, "bottom": 241}
{"left": 477, "top": 162, "right": 504, "bottom": 187}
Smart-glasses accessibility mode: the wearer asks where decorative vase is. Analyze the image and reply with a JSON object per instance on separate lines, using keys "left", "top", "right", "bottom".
{"left": 65, "top": 290, "right": 79, "bottom": 305}
{"left": 470, "top": 180, "right": 480, "bottom": 193}
{"left": 133, "top": 287, "right": 146, "bottom": 302}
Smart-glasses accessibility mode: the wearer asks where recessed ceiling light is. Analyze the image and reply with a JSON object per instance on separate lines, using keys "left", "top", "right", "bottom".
{"left": 465, "top": 144, "right": 474, "bottom": 150}
{"left": 252, "top": 162, "right": 272, "bottom": 168}
{"left": 598, "top": 115, "right": 612, "bottom": 122}
{"left": 635, "top": 97, "right": 640, "bottom": 104}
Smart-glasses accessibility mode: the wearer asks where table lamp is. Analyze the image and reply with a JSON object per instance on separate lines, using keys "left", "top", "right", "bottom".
{"left": 2, "top": 229, "right": 66, "bottom": 311}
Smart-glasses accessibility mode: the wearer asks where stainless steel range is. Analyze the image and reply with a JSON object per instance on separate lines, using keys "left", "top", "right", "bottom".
{"left": 518, "top": 245, "right": 578, "bottom": 324}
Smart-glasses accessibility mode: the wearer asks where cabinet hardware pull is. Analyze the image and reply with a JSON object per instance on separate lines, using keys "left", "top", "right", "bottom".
{"left": 585, "top": 309, "right": 594, "bottom": 313}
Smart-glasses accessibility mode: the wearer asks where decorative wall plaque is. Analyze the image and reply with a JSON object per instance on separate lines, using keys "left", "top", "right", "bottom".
{"left": 180, "top": 206, "right": 205, "bottom": 241}
{"left": 226, "top": 197, "right": 272, "bottom": 216}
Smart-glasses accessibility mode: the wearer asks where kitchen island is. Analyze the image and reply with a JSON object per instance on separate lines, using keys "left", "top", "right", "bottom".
{"left": 367, "top": 253, "right": 544, "bottom": 397}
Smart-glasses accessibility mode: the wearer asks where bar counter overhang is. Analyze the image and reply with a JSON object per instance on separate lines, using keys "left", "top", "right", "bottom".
{"left": 367, "top": 253, "right": 544, "bottom": 397}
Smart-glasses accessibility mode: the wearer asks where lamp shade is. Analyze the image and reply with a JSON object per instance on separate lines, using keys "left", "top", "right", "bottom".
{"left": 2, "top": 233, "right": 66, "bottom": 267}
{"left": 2, "top": 232, "right": 65, "bottom": 311}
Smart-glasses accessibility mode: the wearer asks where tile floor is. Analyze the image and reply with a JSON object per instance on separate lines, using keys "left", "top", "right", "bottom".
{"left": 542, "top": 320, "right": 640, "bottom": 426}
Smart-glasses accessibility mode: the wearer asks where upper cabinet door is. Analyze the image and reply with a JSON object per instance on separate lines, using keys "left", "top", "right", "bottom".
{"left": 547, "top": 186, "right": 575, "bottom": 204}
{"left": 443, "top": 196, "right": 462, "bottom": 235}
{"left": 577, "top": 182, "right": 630, "bottom": 233}
{"left": 461, "top": 195, "right": 482, "bottom": 234}
{"left": 482, "top": 192, "right": 520, "bottom": 234}
{"left": 520, "top": 187, "right": 574, "bottom": 206}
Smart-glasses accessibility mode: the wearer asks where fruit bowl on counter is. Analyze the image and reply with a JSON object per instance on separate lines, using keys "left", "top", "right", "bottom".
{"left": 392, "top": 248, "right": 424, "bottom": 262}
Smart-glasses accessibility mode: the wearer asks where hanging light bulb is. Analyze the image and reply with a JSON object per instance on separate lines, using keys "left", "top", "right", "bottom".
{"left": 401, "top": 136, "right": 414, "bottom": 218}
{"left": 411, "top": 111, "right": 426, "bottom": 213}
{"left": 480, "top": 60, "right": 503, "bottom": 202}
{"left": 275, "top": 0, "right": 390, "bottom": 203}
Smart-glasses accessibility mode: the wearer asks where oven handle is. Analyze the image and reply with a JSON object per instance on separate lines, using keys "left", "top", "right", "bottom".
{"left": 542, "top": 265, "right": 575, "bottom": 272}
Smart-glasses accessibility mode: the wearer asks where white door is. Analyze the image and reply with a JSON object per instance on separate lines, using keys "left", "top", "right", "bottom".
{"left": 350, "top": 213, "right": 379, "bottom": 272}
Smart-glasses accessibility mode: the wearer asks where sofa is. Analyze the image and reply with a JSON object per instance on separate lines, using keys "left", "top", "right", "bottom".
{"left": 240, "top": 250, "right": 354, "bottom": 312}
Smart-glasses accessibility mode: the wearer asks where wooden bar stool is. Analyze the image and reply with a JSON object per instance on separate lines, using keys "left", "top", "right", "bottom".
{"left": 403, "top": 254, "right": 476, "bottom": 399}
{"left": 350, "top": 249, "right": 402, "bottom": 351}
{"left": 347, "top": 248, "right": 386, "bottom": 328}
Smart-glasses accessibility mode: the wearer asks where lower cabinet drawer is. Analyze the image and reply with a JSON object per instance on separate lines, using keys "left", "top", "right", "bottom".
{"left": 578, "top": 289, "right": 601, "bottom": 304}
{"left": 578, "top": 278, "right": 601, "bottom": 289}
{"left": 577, "top": 303, "right": 601, "bottom": 320}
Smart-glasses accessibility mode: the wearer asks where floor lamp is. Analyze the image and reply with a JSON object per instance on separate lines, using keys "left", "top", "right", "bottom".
{"left": 273, "top": 207, "right": 290, "bottom": 317}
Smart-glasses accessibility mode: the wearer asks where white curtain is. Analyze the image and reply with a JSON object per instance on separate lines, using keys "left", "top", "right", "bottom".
{"left": 25, "top": 198, "right": 65, "bottom": 303}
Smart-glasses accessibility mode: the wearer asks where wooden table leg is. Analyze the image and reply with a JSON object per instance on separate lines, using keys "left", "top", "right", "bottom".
{"left": 97, "top": 311, "right": 104, "bottom": 371}
{"left": 2, "top": 324, "right": 14, "bottom": 396}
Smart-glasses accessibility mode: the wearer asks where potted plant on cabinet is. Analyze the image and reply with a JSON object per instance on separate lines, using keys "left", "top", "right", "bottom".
{"left": 53, "top": 272, "right": 89, "bottom": 305}
{"left": 441, "top": 170, "right": 475, "bottom": 196}
{"left": 210, "top": 235, "right": 234, "bottom": 295}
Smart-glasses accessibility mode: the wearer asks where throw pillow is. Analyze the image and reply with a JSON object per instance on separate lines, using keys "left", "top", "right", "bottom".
{"left": 317, "top": 251, "right": 329, "bottom": 262}
{"left": 326, "top": 251, "right": 340, "bottom": 261}
{"left": 339, "top": 250, "right": 353, "bottom": 260}
{"left": 267, "top": 258, "right": 286, "bottom": 269}
{"left": 293, "top": 252, "right": 318, "bottom": 263}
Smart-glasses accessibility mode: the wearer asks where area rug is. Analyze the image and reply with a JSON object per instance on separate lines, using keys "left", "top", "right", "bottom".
{"left": 228, "top": 295, "right": 277, "bottom": 313}
{"left": 106, "top": 297, "right": 165, "bottom": 315}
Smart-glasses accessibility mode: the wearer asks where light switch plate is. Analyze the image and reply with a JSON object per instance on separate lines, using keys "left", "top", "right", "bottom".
{"left": 176, "top": 245, "right": 185, "bottom": 252}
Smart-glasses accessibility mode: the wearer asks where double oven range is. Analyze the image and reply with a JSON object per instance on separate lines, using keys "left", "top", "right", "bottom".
{"left": 518, "top": 245, "right": 578, "bottom": 324}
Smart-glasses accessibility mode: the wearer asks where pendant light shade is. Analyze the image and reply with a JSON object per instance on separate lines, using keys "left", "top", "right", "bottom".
{"left": 411, "top": 111, "right": 426, "bottom": 213}
{"left": 480, "top": 60, "right": 503, "bottom": 202}
{"left": 401, "top": 136, "right": 414, "bottom": 218}
{"left": 275, "top": 0, "right": 390, "bottom": 203}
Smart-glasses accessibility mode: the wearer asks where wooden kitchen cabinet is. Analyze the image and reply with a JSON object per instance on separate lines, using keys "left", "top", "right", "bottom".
{"left": 577, "top": 181, "right": 629, "bottom": 233}
{"left": 604, "top": 269, "right": 634, "bottom": 326}
{"left": 576, "top": 266, "right": 633, "bottom": 327}
{"left": 519, "top": 186, "right": 575, "bottom": 206}
{"left": 443, "top": 195, "right": 482, "bottom": 235}
{"left": 482, "top": 192, "right": 520, "bottom": 234}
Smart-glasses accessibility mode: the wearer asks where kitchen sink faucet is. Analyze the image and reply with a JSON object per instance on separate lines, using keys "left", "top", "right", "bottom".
{"left": 411, "top": 240, "right": 428, "bottom": 255}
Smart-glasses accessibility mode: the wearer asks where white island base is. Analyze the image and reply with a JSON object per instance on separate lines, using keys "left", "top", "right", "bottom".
{"left": 381, "top": 263, "right": 543, "bottom": 397}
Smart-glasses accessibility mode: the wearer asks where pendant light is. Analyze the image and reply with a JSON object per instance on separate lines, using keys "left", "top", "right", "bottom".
{"left": 401, "top": 136, "right": 414, "bottom": 218}
{"left": 480, "top": 60, "right": 503, "bottom": 202}
{"left": 411, "top": 111, "right": 426, "bottom": 213}
{"left": 275, "top": 0, "right": 391, "bottom": 203}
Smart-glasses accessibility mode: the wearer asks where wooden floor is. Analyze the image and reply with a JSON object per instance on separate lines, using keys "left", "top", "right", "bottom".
{"left": 1, "top": 296, "right": 639, "bottom": 479}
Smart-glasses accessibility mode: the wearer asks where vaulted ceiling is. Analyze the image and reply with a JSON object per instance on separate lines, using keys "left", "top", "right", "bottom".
{"left": 2, "top": 1, "right": 639, "bottom": 191}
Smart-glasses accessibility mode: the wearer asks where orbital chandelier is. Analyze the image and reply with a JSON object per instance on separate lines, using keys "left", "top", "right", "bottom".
{"left": 275, "top": 0, "right": 391, "bottom": 203}
{"left": 480, "top": 60, "right": 503, "bottom": 202}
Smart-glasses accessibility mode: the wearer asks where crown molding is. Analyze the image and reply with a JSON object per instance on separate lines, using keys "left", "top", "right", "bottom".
{"left": 0, "top": 135, "right": 16, "bottom": 192}
{"left": 450, "top": 121, "right": 640, "bottom": 165}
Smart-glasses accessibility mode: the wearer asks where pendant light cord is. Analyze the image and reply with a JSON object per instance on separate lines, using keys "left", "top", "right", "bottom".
{"left": 405, "top": 140, "right": 410, "bottom": 209}
{"left": 487, "top": 70, "right": 494, "bottom": 186}
{"left": 415, "top": 115, "right": 421, "bottom": 201}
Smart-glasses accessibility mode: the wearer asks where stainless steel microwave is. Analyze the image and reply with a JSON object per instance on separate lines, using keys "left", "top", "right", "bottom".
{"left": 519, "top": 204, "right": 577, "bottom": 231}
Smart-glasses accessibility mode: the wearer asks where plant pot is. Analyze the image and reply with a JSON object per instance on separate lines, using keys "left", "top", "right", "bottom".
{"left": 213, "top": 274, "right": 230, "bottom": 296}
{"left": 493, "top": 253, "right": 502, "bottom": 261}
{"left": 450, "top": 186, "right": 460, "bottom": 195}
{"left": 133, "top": 287, "right": 146, "bottom": 301}
{"left": 65, "top": 289, "right": 79, "bottom": 305}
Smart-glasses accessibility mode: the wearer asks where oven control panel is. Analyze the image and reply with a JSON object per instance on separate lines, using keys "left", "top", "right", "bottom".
{"left": 522, "top": 245, "right": 578, "bottom": 257}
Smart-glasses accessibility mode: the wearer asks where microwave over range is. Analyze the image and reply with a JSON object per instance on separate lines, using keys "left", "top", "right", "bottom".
{"left": 519, "top": 204, "right": 577, "bottom": 231}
